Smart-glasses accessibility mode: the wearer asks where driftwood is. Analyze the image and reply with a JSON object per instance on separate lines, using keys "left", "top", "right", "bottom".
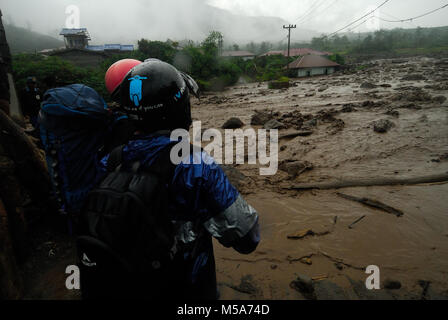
{"left": 288, "top": 173, "right": 448, "bottom": 191}
{"left": 337, "top": 193, "right": 404, "bottom": 217}
{"left": 348, "top": 215, "right": 366, "bottom": 229}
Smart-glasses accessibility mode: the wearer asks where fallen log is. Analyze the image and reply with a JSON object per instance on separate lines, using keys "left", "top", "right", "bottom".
{"left": 337, "top": 193, "right": 404, "bottom": 217}
{"left": 288, "top": 173, "right": 448, "bottom": 191}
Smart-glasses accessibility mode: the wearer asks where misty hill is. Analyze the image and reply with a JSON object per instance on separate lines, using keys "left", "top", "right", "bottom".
{"left": 84, "top": 1, "right": 319, "bottom": 45}
{"left": 4, "top": 24, "right": 64, "bottom": 54}
{"left": 185, "top": 5, "right": 319, "bottom": 44}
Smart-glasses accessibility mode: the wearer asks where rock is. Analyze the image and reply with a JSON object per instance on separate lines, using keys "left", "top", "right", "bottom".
{"left": 251, "top": 111, "right": 272, "bottom": 126}
{"left": 385, "top": 108, "right": 399, "bottom": 117}
{"left": 314, "top": 280, "right": 348, "bottom": 300}
{"left": 348, "top": 278, "right": 395, "bottom": 300}
{"left": 341, "top": 104, "right": 356, "bottom": 113}
{"left": 384, "top": 279, "right": 402, "bottom": 290}
{"left": 290, "top": 274, "right": 315, "bottom": 299}
{"left": 402, "top": 74, "right": 427, "bottom": 81}
{"left": 391, "top": 59, "right": 408, "bottom": 64}
{"left": 373, "top": 119, "right": 395, "bottom": 133}
{"left": 230, "top": 275, "right": 259, "bottom": 295}
{"left": 327, "top": 119, "right": 345, "bottom": 135}
{"left": 222, "top": 117, "right": 244, "bottom": 129}
{"left": 263, "top": 119, "right": 285, "bottom": 130}
{"left": 334, "top": 263, "right": 344, "bottom": 270}
{"left": 360, "top": 82, "right": 377, "bottom": 89}
{"left": 433, "top": 95, "right": 447, "bottom": 104}
{"left": 303, "top": 118, "right": 317, "bottom": 128}
{"left": 318, "top": 85, "right": 329, "bottom": 92}
{"left": 279, "top": 160, "right": 313, "bottom": 179}
{"left": 305, "top": 91, "right": 316, "bottom": 97}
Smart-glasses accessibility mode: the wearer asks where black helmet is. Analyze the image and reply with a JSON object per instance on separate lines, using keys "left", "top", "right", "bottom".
{"left": 119, "top": 59, "right": 199, "bottom": 132}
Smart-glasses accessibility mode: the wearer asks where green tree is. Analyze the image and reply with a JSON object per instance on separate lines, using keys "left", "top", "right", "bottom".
{"left": 137, "top": 39, "right": 177, "bottom": 63}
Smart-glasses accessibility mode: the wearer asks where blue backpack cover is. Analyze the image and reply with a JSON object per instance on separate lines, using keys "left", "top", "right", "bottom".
{"left": 39, "top": 84, "right": 113, "bottom": 214}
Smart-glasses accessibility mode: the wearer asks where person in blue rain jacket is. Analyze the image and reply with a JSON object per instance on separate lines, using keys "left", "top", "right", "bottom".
{"left": 100, "top": 59, "right": 260, "bottom": 299}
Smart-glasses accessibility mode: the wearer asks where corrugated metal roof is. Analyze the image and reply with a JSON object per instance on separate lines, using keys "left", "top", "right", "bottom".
{"left": 60, "top": 28, "right": 90, "bottom": 37}
{"left": 120, "top": 45, "right": 134, "bottom": 51}
{"left": 104, "top": 44, "right": 121, "bottom": 50}
{"left": 85, "top": 45, "right": 104, "bottom": 51}
{"left": 288, "top": 55, "right": 340, "bottom": 69}
{"left": 221, "top": 50, "right": 255, "bottom": 57}
{"left": 86, "top": 44, "right": 134, "bottom": 52}
{"left": 260, "top": 48, "right": 332, "bottom": 57}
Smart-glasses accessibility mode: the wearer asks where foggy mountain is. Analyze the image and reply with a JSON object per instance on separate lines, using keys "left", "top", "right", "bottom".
{"left": 4, "top": 24, "right": 64, "bottom": 54}
{"left": 2, "top": 0, "right": 319, "bottom": 48}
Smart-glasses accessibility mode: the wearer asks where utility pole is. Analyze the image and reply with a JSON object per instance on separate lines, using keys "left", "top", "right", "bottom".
{"left": 283, "top": 24, "right": 296, "bottom": 70}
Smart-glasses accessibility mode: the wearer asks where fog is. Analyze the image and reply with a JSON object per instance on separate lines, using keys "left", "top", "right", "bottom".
{"left": 1, "top": 0, "right": 448, "bottom": 45}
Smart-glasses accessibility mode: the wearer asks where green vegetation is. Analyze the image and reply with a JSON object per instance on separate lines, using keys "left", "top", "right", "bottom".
{"left": 12, "top": 26, "right": 448, "bottom": 101}
{"left": 310, "top": 26, "right": 448, "bottom": 55}
{"left": 12, "top": 31, "right": 295, "bottom": 101}
{"left": 268, "top": 76, "right": 290, "bottom": 89}
{"left": 12, "top": 53, "right": 108, "bottom": 98}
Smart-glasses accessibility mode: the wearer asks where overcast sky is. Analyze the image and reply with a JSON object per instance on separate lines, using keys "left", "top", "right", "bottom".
{"left": 209, "top": 0, "right": 448, "bottom": 30}
{"left": 1, "top": 0, "right": 448, "bottom": 43}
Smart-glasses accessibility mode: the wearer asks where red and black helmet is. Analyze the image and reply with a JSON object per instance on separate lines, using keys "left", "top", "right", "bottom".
{"left": 105, "top": 59, "right": 142, "bottom": 100}
{"left": 118, "top": 59, "right": 199, "bottom": 132}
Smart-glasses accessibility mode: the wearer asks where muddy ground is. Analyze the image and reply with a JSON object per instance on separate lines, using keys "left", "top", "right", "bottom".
{"left": 23, "top": 55, "right": 448, "bottom": 300}
{"left": 193, "top": 55, "right": 448, "bottom": 300}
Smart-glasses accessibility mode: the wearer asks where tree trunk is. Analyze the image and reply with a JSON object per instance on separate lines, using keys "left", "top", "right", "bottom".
{"left": 0, "top": 109, "right": 50, "bottom": 201}
{"left": 0, "top": 198, "right": 23, "bottom": 300}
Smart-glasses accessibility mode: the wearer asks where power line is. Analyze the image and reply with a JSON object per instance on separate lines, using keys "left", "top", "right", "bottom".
{"left": 325, "top": 0, "right": 391, "bottom": 37}
{"left": 346, "top": 15, "right": 376, "bottom": 33}
{"left": 298, "top": 0, "right": 340, "bottom": 26}
{"left": 296, "top": 0, "right": 329, "bottom": 24}
{"left": 381, "top": 11, "right": 417, "bottom": 27}
{"left": 378, "top": 3, "right": 448, "bottom": 23}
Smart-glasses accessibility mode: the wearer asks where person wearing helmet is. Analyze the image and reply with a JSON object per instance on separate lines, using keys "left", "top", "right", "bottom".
{"left": 100, "top": 59, "right": 260, "bottom": 299}
{"left": 105, "top": 58, "right": 142, "bottom": 101}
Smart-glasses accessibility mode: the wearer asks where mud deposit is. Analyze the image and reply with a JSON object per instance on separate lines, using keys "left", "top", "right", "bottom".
{"left": 193, "top": 56, "right": 448, "bottom": 300}
{"left": 24, "top": 56, "right": 448, "bottom": 300}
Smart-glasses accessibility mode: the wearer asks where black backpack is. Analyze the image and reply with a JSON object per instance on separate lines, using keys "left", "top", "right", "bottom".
{"left": 76, "top": 143, "right": 182, "bottom": 299}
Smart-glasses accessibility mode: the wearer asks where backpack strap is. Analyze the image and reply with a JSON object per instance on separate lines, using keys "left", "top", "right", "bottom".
{"left": 107, "top": 145, "right": 124, "bottom": 172}
{"left": 145, "top": 142, "right": 179, "bottom": 182}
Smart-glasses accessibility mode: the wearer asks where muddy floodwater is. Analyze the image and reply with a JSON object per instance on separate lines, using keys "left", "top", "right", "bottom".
{"left": 191, "top": 56, "right": 448, "bottom": 299}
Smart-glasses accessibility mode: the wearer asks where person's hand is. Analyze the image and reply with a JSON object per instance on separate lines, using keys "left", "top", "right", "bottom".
{"left": 0, "top": 99, "right": 10, "bottom": 115}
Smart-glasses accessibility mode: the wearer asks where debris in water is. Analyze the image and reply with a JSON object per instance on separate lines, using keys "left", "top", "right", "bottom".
{"left": 336, "top": 193, "right": 404, "bottom": 217}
